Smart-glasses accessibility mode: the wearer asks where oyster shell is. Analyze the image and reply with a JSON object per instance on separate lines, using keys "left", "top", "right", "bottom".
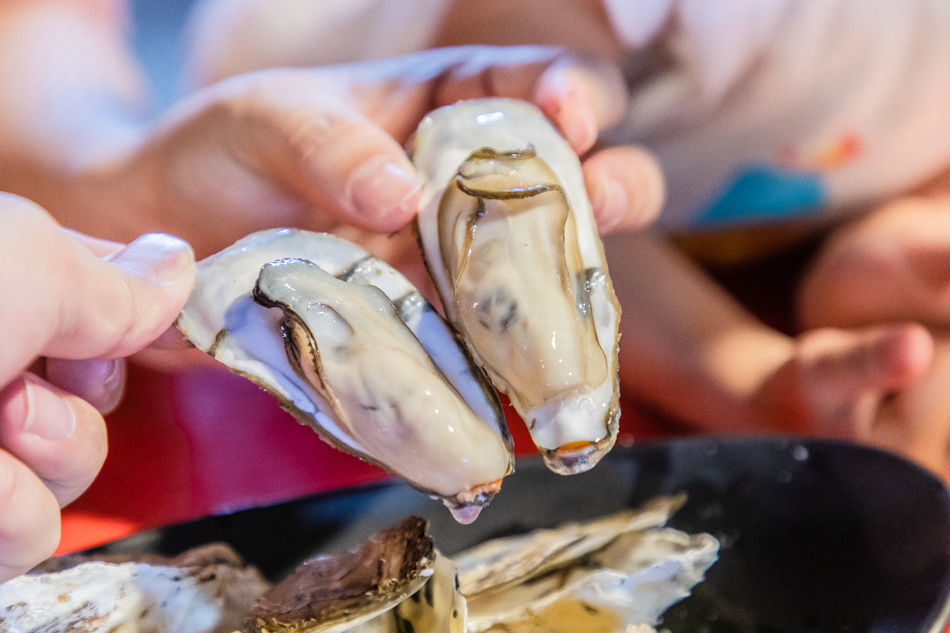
{"left": 413, "top": 98, "right": 622, "bottom": 475}
{"left": 246, "top": 516, "right": 436, "bottom": 633}
{"left": 2, "top": 507, "right": 714, "bottom": 633}
{"left": 246, "top": 516, "right": 466, "bottom": 633}
{"left": 454, "top": 496, "right": 719, "bottom": 633}
{"left": 0, "top": 544, "right": 269, "bottom": 633}
{"left": 176, "top": 229, "right": 513, "bottom": 522}
{"left": 393, "top": 551, "right": 467, "bottom": 633}
{"left": 240, "top": 500, "right": 716, "bottom": 633}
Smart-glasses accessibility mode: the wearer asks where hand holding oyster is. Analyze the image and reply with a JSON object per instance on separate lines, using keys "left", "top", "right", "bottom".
{"left": 175, "top": 98, "right": 622, "bottom": 523}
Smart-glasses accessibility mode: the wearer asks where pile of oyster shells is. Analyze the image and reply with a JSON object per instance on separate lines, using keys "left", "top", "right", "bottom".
{"left": 176, "top": 98, "right": 623, "bottom": 523}
{"left": 0, "top": 498, "right": 718, "bottom": 633}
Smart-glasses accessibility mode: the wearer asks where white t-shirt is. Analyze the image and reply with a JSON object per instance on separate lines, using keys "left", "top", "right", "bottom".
{"left": 601, "top": 0, "right": 950, "bottom": 231}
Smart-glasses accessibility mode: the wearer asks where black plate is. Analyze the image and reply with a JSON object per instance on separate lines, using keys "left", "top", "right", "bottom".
{"left": 91, "top": 436, "right": 950, "bottom": 632}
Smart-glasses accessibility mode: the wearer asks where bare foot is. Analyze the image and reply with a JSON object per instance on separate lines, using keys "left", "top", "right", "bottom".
{"left": 751, "top": 323, "right": 934, "bottom": 439}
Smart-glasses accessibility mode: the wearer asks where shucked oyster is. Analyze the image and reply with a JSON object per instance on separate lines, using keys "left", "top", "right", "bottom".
{"left": 413, "top": 98, "right": 622, "bottom": 475}
{"left": 176, "top": 229, "right": 513, "bottom": 523}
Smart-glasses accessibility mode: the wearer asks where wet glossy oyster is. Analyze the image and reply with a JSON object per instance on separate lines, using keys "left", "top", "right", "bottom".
{"left": 176, "top": 229, "right": 513, "bottom": 523}
{"left": 453, "top": 496, "right": 719, "bottom": 633}
{"left": 0, "top": 544, "right": 269, "bottom": 633}
{"left": 413, "top": 98, "right": 622, "bottom": 475}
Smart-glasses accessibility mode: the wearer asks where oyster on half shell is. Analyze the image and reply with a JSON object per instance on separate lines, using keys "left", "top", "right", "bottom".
{"left": 176, "top": 229, "right": 513, "bottom": 523}
{"left": 413, "top": 98, "right": 622, "bottom": 475}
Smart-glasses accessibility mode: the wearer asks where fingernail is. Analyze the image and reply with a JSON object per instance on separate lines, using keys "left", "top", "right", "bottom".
{"left": 105, "top": 233, "right": 195, "bottom": 286}
{"left": 348, "top": 158, "right": 423, "bottom": 221}
{"left": 21, "top": 374, "right": 76, "bottom": 441}
{"left": 547, "top": 76, "right": 598, "bottom": 152}
{"left": 591, "top": 177, "right": 628, "bottom": 233}
{"left": 561, "top": 103, "right": 597, "bottom": 153}
{"left": 97, "top": 358, "right": 126, "bottom": 415}
{"left": 44, "top": 358, "right": 126, "bottom": 415}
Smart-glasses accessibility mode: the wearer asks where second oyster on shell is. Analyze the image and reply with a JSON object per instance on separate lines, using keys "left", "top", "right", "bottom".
{"left": 413, "top": 98, "right": 622, "bottom": 475}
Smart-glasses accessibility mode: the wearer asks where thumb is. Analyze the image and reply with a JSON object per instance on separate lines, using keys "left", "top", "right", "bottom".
{"left": 0, "top": 197, "right": 196, "bottom": 384}
{"left": 232, "top": 87, "right": 423, "bottom": 233}
{"left": 46, "top": 232, "right": 197, "bottom": 360}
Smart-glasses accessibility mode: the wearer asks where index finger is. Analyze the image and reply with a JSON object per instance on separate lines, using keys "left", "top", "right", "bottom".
{"left": 0, "top": 195, "right": 195, "bottom": 386}
{"left": 353, "top": 46, "right": 628, "bottom": 153}
{"left": 446, "top": 48, "right": 627, "bottom": 153}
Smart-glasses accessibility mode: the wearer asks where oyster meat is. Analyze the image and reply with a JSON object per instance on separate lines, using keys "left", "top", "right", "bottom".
{"left": 413, "top": 98, "right": 622, "bottom": 475}
{"left": 176, "top": 229, "right": 513, "bottom": 523}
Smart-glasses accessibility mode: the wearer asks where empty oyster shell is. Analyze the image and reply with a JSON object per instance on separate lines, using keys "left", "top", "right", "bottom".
{"left": 246, "top": 516, "right": 435, "bottom": 633}
{"left": 3, "top": 508, "right": 714, "bottom": 633}
{"left": 393, "top": 551, "right": 467, "bottom": 633}
{"left": 245, "top": 516, "right": 466, "bottom": 633}
{"left": 176, "top": 229, "right": 513, "bottom": 522}
{"left": 413, "top": 98, "right": 622, "bottom": 475}
{"left": 1, "top": 544, "right": 269, "bottom": 633}
{"left": 454, "top": 496, "right": 719, "bottom": 633}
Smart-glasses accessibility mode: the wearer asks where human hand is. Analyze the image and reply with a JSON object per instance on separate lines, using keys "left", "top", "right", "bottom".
{"left": 789, "top": 193, "right": 950, "bottom": 484}
{"left": 73, "top": 46, "right": 663, "bottom": 258}
{"left": 0, "top": 194, "right": 195, "bottom": 582}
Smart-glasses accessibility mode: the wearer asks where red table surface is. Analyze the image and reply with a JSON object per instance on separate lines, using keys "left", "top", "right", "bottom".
{"left": 58, "top": 361, "right": 682, "bottom": 554}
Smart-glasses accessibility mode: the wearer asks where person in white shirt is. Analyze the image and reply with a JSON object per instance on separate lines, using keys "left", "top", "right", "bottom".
{"left": 187, "top": 0, "right": 950, "bottom": 482}
{"left": 0, "top": 0, "right": 660, "bottom": 578}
